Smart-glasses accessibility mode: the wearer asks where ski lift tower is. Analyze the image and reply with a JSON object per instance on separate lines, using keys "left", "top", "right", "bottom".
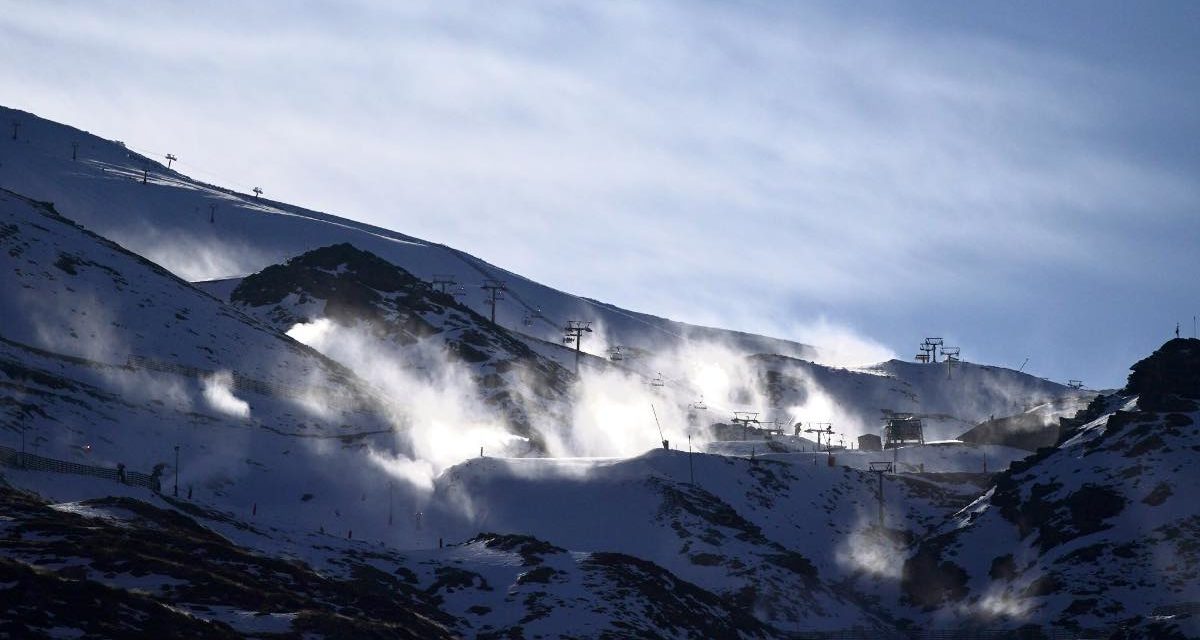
{"left": 431, "top": 274, "right": 459, "bottom": 295}
{"left": 563, "top": 320, "right": 593, "bottom": 375}
{"left": 916, "top": 341, "right": 934, "bottom": 363}
{"left": 942, "top": 347, "right": 960, "bottom": 379}
{"left": 923, "top": 338, "right": 943, "bottom": 363}
{"left": 884, "top": 414, "right": 925, "bottom": 464}
{"left": 1067, "top": 380, "right": 1084, "bottom": 390}
{"left": 731, "top": 412, "right": 760, "bottom": 441}
{"left": 481, "top": 279, "right": 507, "bottom": 324}
{"left": 868, "top": 461, "right": 895, "bottom": 527}
{"left": 805, "top": 422, "right": 834, "bottom": 451}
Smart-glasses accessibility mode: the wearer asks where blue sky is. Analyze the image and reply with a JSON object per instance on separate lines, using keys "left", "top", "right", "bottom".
{"left": 1, "top": 1, "right": 1197, "bottom": 387}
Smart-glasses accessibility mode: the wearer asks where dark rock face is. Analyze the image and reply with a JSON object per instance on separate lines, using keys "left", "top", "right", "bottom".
{"left": 468, "top": 533, "right": 565, "bottom": 566}
{"left": 901, "top": 542, "right": 969, "bottom": 608}
{"left": 232, "top": 243, "right": 440, "bottom": 344}
{"left": 899, "top": 339, "right": 1200, "bottom": 631}
{"left": 0, "top": 487, "right": 457, "bottom": 639}
{"left": 1023, "top": 484, "right": 1126, "bottom": 552}
{"left": 1126, "top": 338, "right": 1200, "bottom": 401}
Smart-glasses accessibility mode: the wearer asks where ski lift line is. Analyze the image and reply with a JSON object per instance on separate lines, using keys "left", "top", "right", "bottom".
{"left": 440, "top": 246, "right": 566, "bottom": 330}
{"left": 119, "top": 141, "right": 255, "bottom": 192}
{"left": 121, "top": 142, "right": 272, "bottom": 196}
{"left": 446, "top": 243, "right": 692, "bottom": 343}
{"left": 59, "top": 134, "right": 431, "bottom": 248}
{"left": 95, "top": 154, "right": 427, "bottom": 249}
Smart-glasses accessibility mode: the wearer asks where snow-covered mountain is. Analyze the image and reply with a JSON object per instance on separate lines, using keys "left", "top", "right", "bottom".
{"left": 0, "top": 104, "right": 1080, "bottom": 443}
{"left": 4, "top": 104, "right": 1196, "bottom": 638}
{"left": 900, "top": 338, "right": 1200, "bottom": 635}
{"left": 0, "top": 187, "right": 423, "bottom": 534}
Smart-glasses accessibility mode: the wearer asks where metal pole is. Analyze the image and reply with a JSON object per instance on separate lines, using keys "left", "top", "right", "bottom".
{"left": 574, "top": 333, "right": 581, "bottom": 375}
{"left": 173, "top": 445, "right": 179, "bottom": 497}
{"left": 688, "top": 435, "right": 694, "bottom": 485}
{"left": 877, "top": 470, "right": 884, "bottom": 527}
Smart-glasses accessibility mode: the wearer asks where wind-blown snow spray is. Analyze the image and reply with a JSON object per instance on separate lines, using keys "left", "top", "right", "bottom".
{"left": 283, "top": 313, "right": 893, "bottom": 510}
{"left": 285, "top": 318, "right": 526, "bottom": 487}
{"left": 201, "top": 371, "right": 251, "bottom": 419}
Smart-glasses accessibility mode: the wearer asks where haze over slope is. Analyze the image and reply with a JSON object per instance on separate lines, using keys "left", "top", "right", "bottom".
{"left": 0, "top": 105, "right": 816, "bottom": 365}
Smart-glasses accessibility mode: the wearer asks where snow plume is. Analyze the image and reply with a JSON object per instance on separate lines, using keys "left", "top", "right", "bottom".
{"left": 286, "top": 318, "right": 525, "bottom": 490}
{"left": 778, "top": 365, "right": 871, "bottom": 440}
{"left": 543, "top": 364, "right": 681, "bottom": 458}
{"left": 788, "top": 319, "right": 896, "bottom": 369}
{"left": 285, "top": 314, "right": 874, "bottom": 488}
{"left": 540, "top": 337, "right": 789, "bottom": 457}
{"left": 131, "top": 224, "right": 275, "bottom": 282}
{"left": 366, "top": 449, "right": 436, "bottom": 493}
{"left": 23, "top": 290, "right": 123, "bottom": 364}
{"left": 202, "top": 370, "right": 251, "bottom": 418}
{"left": 836, "top": 517, "right": 904, "bottom": 579}
{"left": 974, "top": 587, "right": 1033, "bottom": 620}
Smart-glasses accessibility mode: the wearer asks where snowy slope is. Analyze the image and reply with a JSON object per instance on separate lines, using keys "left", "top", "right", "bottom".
{"left": 0, "top": 188, "right": 806, "bottom": 637}
{"left": 0, "top": 188, "right": 431, "bottom": 543}
{"left": 416, "top": 448, "right": 992, "bottom": 631}
{"left": 0, "top": 105, "right": 816, "bottom": 364}
{"left": 899, "top": 338, "right": 1200, "bottom": 633}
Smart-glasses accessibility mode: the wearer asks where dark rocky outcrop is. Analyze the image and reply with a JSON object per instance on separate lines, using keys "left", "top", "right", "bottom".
{"left": 1126, "top": 338, "right": 1200, "bottom": 400}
